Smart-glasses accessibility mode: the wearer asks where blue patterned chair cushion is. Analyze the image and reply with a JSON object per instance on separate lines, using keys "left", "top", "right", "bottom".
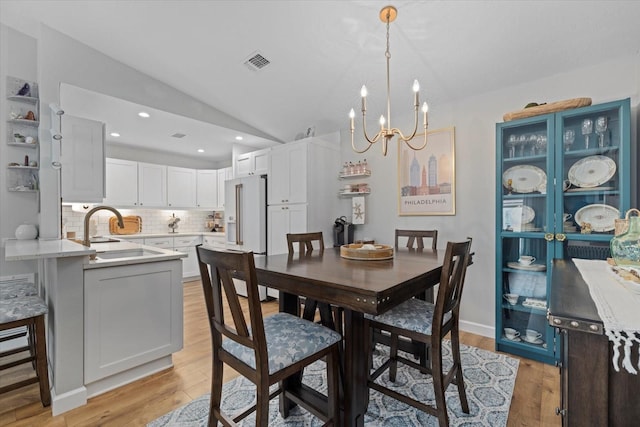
{"left": 0, "top": 282, "right": 38, "bottom": 300}
{"left": 367, "top": 298, "right": 451, "bottom": 335}
{"left": 0, "top": 295, "right": 48, "bottom": 324}
{"left": 222, "top": 312, "right": 341, "bottom": 375}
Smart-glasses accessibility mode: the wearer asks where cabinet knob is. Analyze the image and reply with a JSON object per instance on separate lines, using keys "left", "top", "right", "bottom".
{"left": 544, "top": 233, "right": 555, "bottom": 242}
{"left": 555, "top": 407, "right": 566, "bottom": 416}
{"left": 555, "top": 233, "right": 566, "bottom": 242}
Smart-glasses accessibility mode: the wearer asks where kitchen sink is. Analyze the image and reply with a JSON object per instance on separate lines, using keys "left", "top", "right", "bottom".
{"left": 94, "top": 248, "right": 165, "bottom": 260}
{"left": 90, "top": 236, "right": 121, "bottom": 243}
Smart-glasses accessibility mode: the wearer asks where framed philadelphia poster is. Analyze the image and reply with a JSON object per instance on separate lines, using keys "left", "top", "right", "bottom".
{"left": 397, "top": 127, "right": 455, "bottom": 216}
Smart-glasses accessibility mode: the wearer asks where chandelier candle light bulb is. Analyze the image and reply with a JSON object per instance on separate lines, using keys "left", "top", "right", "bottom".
{"left": 350, "top": 5, "right": 430, "bottom": 156}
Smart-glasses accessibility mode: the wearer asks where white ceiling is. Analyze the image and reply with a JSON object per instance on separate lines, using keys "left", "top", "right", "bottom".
{"left": 2, "top": 1, "right": 640, "bottom": 162}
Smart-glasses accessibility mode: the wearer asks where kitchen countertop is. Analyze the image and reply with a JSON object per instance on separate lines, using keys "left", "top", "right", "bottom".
{"left": 112, "top": 231, "right": 225, "bottom": 238}
{"left": 5, "top": 238, "right": 94, "bottom": 260}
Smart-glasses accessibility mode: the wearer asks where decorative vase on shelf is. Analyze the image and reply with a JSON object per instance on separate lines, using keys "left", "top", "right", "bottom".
{"left": 15, "top": 224, "right": 38, "bottom": 240}
{"left": 611, "top": 208, "right": 640, "bottom": 267}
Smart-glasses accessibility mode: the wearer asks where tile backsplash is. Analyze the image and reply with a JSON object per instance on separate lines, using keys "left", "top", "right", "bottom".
{"left": 62, "top": 205, "right": 223, "bottom": 237}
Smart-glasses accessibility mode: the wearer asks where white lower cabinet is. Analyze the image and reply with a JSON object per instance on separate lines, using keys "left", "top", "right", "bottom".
{"left": 267, "top": 204, "right": 308, "bottom": 256}
{"left": 84, "top": 260, "right": 183, "bottom": 383}
{"left": 173, "top": 235, "right": 202, "bottom": 279}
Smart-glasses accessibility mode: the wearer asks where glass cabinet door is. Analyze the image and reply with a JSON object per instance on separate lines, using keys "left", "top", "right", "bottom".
{"left": 555, "top": 99, "right": 631, "bottom": 261}
{"left": 496, "top": 114, "right": 556, "bottom": 364}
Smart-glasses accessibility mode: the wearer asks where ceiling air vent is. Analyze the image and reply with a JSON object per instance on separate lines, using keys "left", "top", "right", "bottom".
{"left": 171, "top": 133, "right": 186, "bottom": 139}
{"left": 243, "top": 52, "right": 271, "bottom": 71}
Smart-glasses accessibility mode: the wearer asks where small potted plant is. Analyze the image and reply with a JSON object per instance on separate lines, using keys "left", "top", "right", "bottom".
{"left": 14, "top": 133, "right": 25, "bottom": 143}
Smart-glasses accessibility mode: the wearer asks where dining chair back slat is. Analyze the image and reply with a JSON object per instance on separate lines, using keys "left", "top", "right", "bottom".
{"left": 395, "top": 229, "right": 438, "bottom": 250}
{"left": 287, "top": 232, "right": 324, "bottom": 255}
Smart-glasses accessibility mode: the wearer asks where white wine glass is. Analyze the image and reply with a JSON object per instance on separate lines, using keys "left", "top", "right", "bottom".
{"left": 595, "top": 116, "right": 608, "bottom": 148}
{"left": 506, "top": 135, "right": 518, "bottom": 158}
{"left": 582, "top": 119, "right": 593, "bottom": 149}
{"left": 563, "top": 129, "right": 575, "bottom": 151}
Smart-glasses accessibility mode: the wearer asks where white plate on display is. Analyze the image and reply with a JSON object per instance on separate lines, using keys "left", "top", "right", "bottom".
{"left": 568, "top": 156, "right": 616, "bottom": 188}
{"left": 503, "top": 165, "right": 547, "bottom": 193}
{"left": 507, "top": 262, "right": 547, "bottom": 271}
{"left": 504, "top": 336, "right": 522, "bottom": 342}
{"left": 521, "top": 206, "right": 535, "bottom": 224}
{"left": 574, "top": 204, "right": 620, "bottom": 232}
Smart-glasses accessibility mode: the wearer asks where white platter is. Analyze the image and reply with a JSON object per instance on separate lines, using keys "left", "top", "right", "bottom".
{"left": 568, "top": 155, "right": 616, "bottom": 188}
{"left": 574, "top": 204, "right": 619, "bottom": 232}
{"left": 507, "top": 262, "right": 547, "bottom": 271}
{"left": 521, "top": 206, "right": 535, "bottom": 224}
{"left": 503, "top": 165, "right": 547, "bottom": 194}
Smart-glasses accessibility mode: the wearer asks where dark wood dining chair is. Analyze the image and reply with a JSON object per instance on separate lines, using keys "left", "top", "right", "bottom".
{"left": 366, "top": 239, "right": 473, "bottom": 427}
{"left": 286, "top": 232, "right": 338, "bottom": 331}
{"left": 395, "top": 229, "right": 438, "bottom": 250}
{"left": 196, "top": 245, "right": 341, "bottom": 427}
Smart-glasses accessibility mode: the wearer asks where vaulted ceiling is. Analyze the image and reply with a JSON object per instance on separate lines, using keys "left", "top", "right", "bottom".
{"left": 2, "top": 1, "right": 639, "bottom": 162}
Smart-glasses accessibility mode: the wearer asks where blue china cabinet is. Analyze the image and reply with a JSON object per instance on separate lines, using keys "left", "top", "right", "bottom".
{"left": 495, "top": 98, "right": 631, "bottom": 364}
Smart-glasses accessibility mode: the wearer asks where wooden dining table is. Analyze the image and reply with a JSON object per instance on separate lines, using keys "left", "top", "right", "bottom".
{"left": 253, "top": 247, "right": 445, "bottom": 427}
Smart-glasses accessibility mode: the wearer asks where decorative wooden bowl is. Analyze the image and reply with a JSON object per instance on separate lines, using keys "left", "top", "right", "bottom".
{"left": 340, "top": 243, "right": 394, "bottom": 260}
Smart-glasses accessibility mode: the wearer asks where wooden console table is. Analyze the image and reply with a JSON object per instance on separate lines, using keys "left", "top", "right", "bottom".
{"left": 548, "top": 259, "right": 640, "bottom": 427}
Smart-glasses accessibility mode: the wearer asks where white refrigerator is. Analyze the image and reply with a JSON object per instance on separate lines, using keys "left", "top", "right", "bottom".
{"left": 225, "top": 175, "right": 268, "bottom": 300}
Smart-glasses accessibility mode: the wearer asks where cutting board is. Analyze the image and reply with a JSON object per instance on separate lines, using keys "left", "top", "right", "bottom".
{"left": 109, "top": 215, "right": 142, "bottom": 235}
{"left": 503, "top": 97, "right": 592, "bottom": 122}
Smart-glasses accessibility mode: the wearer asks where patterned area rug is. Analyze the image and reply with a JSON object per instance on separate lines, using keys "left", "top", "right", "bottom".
{"left": 149, "top": 342, "right": 518, "bottom": 426}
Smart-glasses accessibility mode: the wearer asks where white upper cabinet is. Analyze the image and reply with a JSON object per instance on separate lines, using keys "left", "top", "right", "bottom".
{"left": 138, "top": 162, "right": 167, "bottom": 207}
{"left": 196, "top": 169, "right": 218, "bottom": 209}
{"left": 234, "top": 148, "right": 270, "bottom": 177}
{"left": 104, "top": 158, "right": 138, "bottom": 206}
{"left": 61, "top": 115, "right": 105, "bottom": 203}
{"left": 167, "top": 166, "right": 196, "bottom": 207}
{"left": 217, "top": 167, "right": 232, "bottom": 210}
{"left": 267, "top": 203, "right": 308, "bottom": 255}
{"left": 268, "top": 143, "right": 307, "bottom": 205}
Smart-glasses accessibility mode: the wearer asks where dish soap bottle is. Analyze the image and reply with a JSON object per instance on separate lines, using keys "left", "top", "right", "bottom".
{"left": 610, "top": 208, "right": 640, "bottom": 266}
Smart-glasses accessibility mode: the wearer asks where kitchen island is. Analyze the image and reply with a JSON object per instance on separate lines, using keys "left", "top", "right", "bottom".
{"left": 5, "top": 238, "right": 185, "bottom": 415}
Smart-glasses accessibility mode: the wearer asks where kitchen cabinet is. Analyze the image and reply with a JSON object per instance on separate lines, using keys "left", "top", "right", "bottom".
{"left": 61, "top": 115, "right": 105, "bottom": 203}
{"left": 140, "top": 235, "right": 201, "bottom": 280}
{"left": 267, "top": 133, "right": 341, "bottom": 256}
{"left": 104, "top": 158, "right": 138, "bottom": 206}
{"left": 217, "top": 167, "right": 232, "bottom": 209}
{"left": 268, "top": 204, "right": 308, "bottom": 256}
{"left": 104, "top": 159, "right": 166, "bottom": 207}
{"left": 173, "top": 235, "right": 202, "bottom": 278}
{"left": 495, "top": 98, "right": 631, "bottom": 364}
{"left": 167, "top": 166, "right": 196, "bottom": 207}
{"left": 196, "top": 169, "right": 218, "bottom": 208}
{"left": 84, "top": 259, "right": 183, "bottom": 384}
{"left": 268, "top": 142, "right": 307, "bottom": 204}
{"left": 138, "top": 162, "right": 167, "bottom": 207}
{"left": 234, "top": 147, "right": 270, "bottom": 177}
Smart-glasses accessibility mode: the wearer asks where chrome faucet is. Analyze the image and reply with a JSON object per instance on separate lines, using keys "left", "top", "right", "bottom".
{"left": 83, "top": 206, "right": 124, "bottom": 259}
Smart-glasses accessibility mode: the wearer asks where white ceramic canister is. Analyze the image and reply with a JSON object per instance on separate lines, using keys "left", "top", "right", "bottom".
{"left": 15, "top": 223, "right": 38, "bottom": 240}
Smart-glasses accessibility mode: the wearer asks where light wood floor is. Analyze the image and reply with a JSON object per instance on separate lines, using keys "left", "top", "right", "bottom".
{"left": 0, "top": 280, "right": 561, "bottom": 426}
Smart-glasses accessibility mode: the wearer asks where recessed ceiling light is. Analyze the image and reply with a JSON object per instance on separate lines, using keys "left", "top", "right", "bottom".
{"left": 138, "top": 111, "right": 150, "bottom": 118}
{"left": 235, "top": 136, "right": 243, "bottom": 141}
{"left": 197, "top": 149, "right": 205, "bottom": 153}
{"left": 110, "top": 132, "right": 120, "bottom": 137}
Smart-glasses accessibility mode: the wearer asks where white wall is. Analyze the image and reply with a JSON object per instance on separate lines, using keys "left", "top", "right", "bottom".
{"left": 341, "top": 53, "right": 640, "bottom": 336}
{"left": 0, "top": 24, "right": 38, "bottom": 276}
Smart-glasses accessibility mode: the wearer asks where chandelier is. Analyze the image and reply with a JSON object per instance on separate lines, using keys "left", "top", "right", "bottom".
{"left": 349, "top": 5, "right": 429, "bottom": 156}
